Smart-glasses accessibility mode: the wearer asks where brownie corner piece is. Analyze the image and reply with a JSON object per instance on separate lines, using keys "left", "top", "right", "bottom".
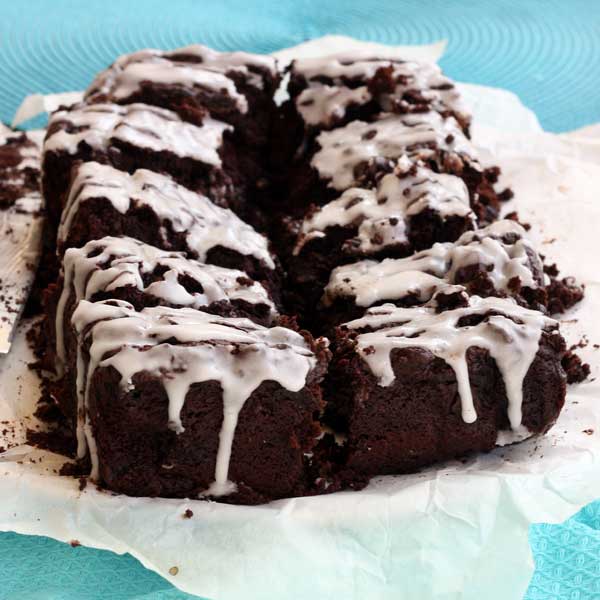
{"left": 326, "top": 295, "right": 567, "bottom": 478}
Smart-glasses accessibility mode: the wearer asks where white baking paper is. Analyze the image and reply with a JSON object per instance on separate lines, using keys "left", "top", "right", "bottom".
{"left": 0, "top": 37, "right": 599, "bottom": 600}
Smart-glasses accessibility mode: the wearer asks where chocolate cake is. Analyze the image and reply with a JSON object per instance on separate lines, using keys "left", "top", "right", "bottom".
{"left": 67, "top": 300, "right": 329, "bottom": 503}
{"left": 326, "top": 294, "right": 567, "bottom": 481}
{"left": 285, "top": 159, "right": 478, "bottom": 321}
{"left": 288, "top": 53, "right": 470, "bottom": 134}
{"left": 318, "top": 219, "right": 550, "bottom": 329}
{"left": 44, "top": 235, "right": 278, "bottom": 402}
{"left": 26, "top": 43, "right": 585, "bottom": 505}
{"left": 56, "top": 162, "right": 280, "bottom": 295}
{"left": 42, "top": 102, "right": 247, "bottom": 226}
{"left": 84, "top": 45, "right": 279, "bottom": 141}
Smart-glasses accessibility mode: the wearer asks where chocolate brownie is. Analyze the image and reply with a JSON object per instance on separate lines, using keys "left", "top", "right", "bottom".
{"left": 84, "top": 45, "right": 280, "bottom": 217}
{"left": 285, "top": 160, "right": 476, "bottom": 323}
{"left": 56, "top": 162, "right": 280, "bottom": 296}
{"left": 45, "top": 235, "right": 278, "bottom": 391}
{"left": 0, "top": 124, "right": 42, "bottom": 209}
{"left": 318, "top": 220, "right": 549, "bottom": 329}
{"left": 84, "top": 44, "right": 279, "bottom": 145}
{"left": 325, "top": 294, "right": 567, "bottom": 482}
{"left": 26, "top": 43, "right": 585, "bottom": 504}
{"left": 42, "top": 102, "right": 247, "bottom": 226}
{"left": 288, "top": 53, "right": 471, "bottom": 134}
{"left": 67, "top": 300, "right": 329, "bottom": 504}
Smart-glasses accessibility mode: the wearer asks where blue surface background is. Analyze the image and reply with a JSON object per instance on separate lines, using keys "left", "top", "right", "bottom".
{"left": 1, "top": 1, "right": 600, "bottom": 598}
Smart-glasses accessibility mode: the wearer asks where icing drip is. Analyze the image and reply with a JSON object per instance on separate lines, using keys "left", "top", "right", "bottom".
{"left": 311, "top": 112, "right": 477, "bottom": 190}
{"left": 296, "top": 162, "right": 473, "bottom": 255}
{"left": 57, "top": 162, "right": 275, "bottom": 269}
{"left": 296, "top": 84, "right": 372, "bottom": 127}
{"left": 345, "top": 295, "right": 558, "bottom": 431}
{"left": 45, "top": 103, "right": 231, "bottom": 166}
{"left": 71, "top": 301, "right": 316, "bottom": 495}
{"left": 54, "top": 235, "right": 277, "bottom": 375}
{"left": 323, "top": 220, "right": 539, "bottom": 307}
{"left": 292, "top": 56, "right": 468, "bottom": 128}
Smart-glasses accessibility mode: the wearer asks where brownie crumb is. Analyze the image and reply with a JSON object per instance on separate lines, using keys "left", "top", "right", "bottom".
{"left": 183, "top": 509, "right": 193, "bottom": 519}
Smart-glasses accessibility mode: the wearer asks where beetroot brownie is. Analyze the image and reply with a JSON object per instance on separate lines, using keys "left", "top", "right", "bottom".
{"left": 288, "top": 53, "right": 471, "bottom": 135}
{"left": 42, "top": 102, "right": 246, "bottom": 226}
{"left": 84, "top": 45, "right": 280, "bottom": 215}
{"left": 318, "top": 220, "right": 549, "bottom": 328}
{"left": 56, "top": 162, "right": 280, "bottom": 295}
{"left": 68, "top": 299, "right": 329, "bottom": 504}
{"left": 84, "top": 44, "right": 279, "bottom": 144}
{"left": 285, "top": 160, "right": 476, "bottom": 322}
{"left": 45, "top": 235, "right": 278, "bottom": 385}
{"left": 0, "top": 125, "right": 43, "bottom": 209}
{"left": 326, "top": 294, "right": 567, "bottom": 482}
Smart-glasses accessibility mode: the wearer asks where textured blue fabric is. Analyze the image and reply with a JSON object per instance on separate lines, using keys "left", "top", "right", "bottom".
{"left": 525, "top": 501, "right": 600, "bottom": 600}
{"left": 0, "top": 0, "right": 600, "bottom": 132}
{"left": 0, "top": 1, "right": 599, "bottom": 598}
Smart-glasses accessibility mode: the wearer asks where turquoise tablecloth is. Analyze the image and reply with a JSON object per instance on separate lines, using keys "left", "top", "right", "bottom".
{"left": 1, "top": 1, "right": 600, "bottom": 598}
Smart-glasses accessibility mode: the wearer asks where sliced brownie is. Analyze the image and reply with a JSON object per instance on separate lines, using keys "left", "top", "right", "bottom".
{"left": 57, "top": 162, "right": 280, "bottom": 296}
{"left": 319, "top": 220, "right": 549, "bottom": 328}
{"left": 68, "top": 299, "right": 329, "bottom": 504}
{"left": 326, "top": 294, "right": 567, "bottom": 484}
{"left": 45, "top": 235, "right": 278, "bottom": 386}
{"left": 42, "top": 102, "right": 246, "bottom": 225}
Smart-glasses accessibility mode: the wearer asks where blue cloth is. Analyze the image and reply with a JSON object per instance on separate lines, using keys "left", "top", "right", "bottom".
{"left": 525, "top": 501, "right": 600, "bottom": 600}
{"left": 1, "top": 1, "right": 599, "bottom": 598}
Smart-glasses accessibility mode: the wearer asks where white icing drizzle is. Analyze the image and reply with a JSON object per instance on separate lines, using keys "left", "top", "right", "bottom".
{"left": 323, "top": 220, "right": 539, "bottom": 307}
{"left": 86, "top": 45, "right": 276, "bottom": 106}
{"left": 311, "top": 112, "right": 477, "bottom": 190}
{"left": 296, "top": 84, "right": 372, "bottom": 127}
{"left": 57, "top": 162, "right": 275, "bottom": 269}
{"left": 345, "top": 295, "right": 558, "bottom": 431}
{"left": 296, "top": 162, "right": 473, "bottom": 255}
{"left": 54, "top": 235, "right": 277, "bottom": 375}
{"left": 71, "top": 300, "right": 316, "bottom": 495}
{"left": 292, "top": 56, "right": 468, "bottom": 128}
{"left": 45, "top": 103, "right": 231, "bottom": 166}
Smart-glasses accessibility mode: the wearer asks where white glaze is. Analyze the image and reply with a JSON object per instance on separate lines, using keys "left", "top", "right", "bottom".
{"left": 345, "top": 295, "right": 557, "bottom": 431}
{"left": 323, "top": 220, "right": 539, "bottom": 307}
{"left": 86, "top": 45, "right": 276, "bottom": 106}
{"left": 296, "top": 84, "right": 372, "bottom": 127}
{"left": 296, "top": 162, "right": 473, "bottom": 255}
{"left": 45, "top": 103, "right": 231, "bottom": 166}
{"left": 292, "top": 56, "right": 468, "bottom": 128}
{"left": 57, "top": 162, "right": 275, "bottom": 269}
{"left": 54, "top": 236, "right": 277, "bottom": 375}
{"left": 71, "top": 300, "right": 316, "bottom": 495}
{"left": 311, "top": 112, "right": 477, "bottom": 190}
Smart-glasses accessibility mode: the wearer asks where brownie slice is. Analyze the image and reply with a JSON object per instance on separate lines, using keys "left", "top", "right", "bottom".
{"left": 326, "top": 294, "right": 567, "bottom": 484}
{"left": 42, "top": 102, "right": 246, "bottom": 226}
{"left": 67, "top": 300, "right": 329, "bottom": 504}
{"left": 285, "top": 161, "right": 476, "bottom": 323}
{"left": 288, "top": 54, "right": 471, "bottom": 134}
{"left": 319, "top": 219, "right": 549, "bottom": 328}
{"left": 84, "top": 45, "right": 280, "bottom": 216}
{"left": 44, "top": 235, "right": 278, "bottom": 389}
{"left": 57, "top": 162, "right": 280, "bottom": 297}
{"left": 84, "top": 44, "right": 279, "bottom": 145}
{"left": 281, "top": 111, "right": 506, "bottom": 224}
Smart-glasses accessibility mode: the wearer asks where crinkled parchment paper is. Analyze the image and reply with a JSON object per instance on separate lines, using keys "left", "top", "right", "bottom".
{"left": 0, "top": 37, "right": 599, "bottom": 600}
